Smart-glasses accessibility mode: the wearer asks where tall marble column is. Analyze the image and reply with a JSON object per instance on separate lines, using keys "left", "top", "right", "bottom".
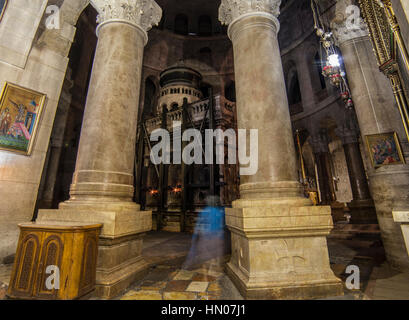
{"left": 331, "top": 0, "right": 409, "bottom": 271}
{"left": 218, "top": 0, "right": 342, "bottom": 299}
{"left": 336, "top": 118, "right": 377, "bottom": 224}
{"left": 37, "top": 0, "right": 162, "bottom": 298}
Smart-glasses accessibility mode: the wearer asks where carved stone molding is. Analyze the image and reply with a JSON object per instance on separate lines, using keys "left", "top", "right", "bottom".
{"left": 218, "top": 0, "right": 281, "bottom": 25}
{"left": 92, "top": 0, "right": 162, "bottom": 33}
{"left": 330, "top": 0, "right": 369, "bottom": 46}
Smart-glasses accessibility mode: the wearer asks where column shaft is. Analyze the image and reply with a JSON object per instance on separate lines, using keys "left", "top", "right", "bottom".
{"left": 219, "top": 0, "right": 342, "bottom": 299}
{"left": 37, "top": 0, "right": 162, "bottom": 298}
{"left": 67, "top": 23, "right": 144, "bottom": 204}
{"left": 230, "top": 14, "right": 301, "bottom": 199}
{"left": 343, "top": 142, "right": 371, "bottom": 201}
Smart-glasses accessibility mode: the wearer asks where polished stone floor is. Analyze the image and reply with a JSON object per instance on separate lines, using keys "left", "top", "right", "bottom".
{"left": 1, "top": 224, "right": 409, "bottom": 300}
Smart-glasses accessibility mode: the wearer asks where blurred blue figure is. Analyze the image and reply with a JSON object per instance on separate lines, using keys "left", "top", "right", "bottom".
{"left": 183, "top": 196, "right": 226, "bottom": 271}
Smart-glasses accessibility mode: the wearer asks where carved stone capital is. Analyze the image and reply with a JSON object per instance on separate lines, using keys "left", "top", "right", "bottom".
{"left": 330, "top": 0, "right": 369, "bottom": 46}
{"left": 92, "top": 0, "right": 162, "bottom": 39}
{"left": 218, "top": 0, "right": 281, "bottom": 28}
{"left": 310, "top": 131, "right": 330, "bottom": 154}
{"left": 331, "top": 19, "right": 369, "bottom": 46}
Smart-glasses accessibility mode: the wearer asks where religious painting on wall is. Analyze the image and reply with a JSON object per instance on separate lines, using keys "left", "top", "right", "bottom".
{"left": 0, "top": 82, "right": 46, "bottom": 155}
{"left": 0, "top": 0, "right": 8, "bottom": 22}
{"left": 365, "top": 132, "right": 405, "bottom": 168}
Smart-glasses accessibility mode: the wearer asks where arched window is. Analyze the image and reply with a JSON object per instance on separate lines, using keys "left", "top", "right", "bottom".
{"left": 198, "top": 15, "right": 212, "bottom": 36}
{"left": 314, "top": 52, "right": 326, "bottom": 90}
{"left": 143, "top": 78, "right": 156, "bottom": 117}
{"left": 287, "top": 72, "right": 302, "bottom": 105}
{"left": 171, "top": 103, "right": 179, "bottom": 111}
{"left": 174, "top": 14, "right": 188, "bottom": 35}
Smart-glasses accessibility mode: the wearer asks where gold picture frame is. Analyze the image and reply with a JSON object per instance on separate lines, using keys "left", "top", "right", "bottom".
{"left": 0, "top": 0, "right": 8, "bottom": 22}
{"left": 365, "top": 132, "right": 405, "bottom": 168}
{"left": 0, "top": 82, "right": 47, "bottom": 155}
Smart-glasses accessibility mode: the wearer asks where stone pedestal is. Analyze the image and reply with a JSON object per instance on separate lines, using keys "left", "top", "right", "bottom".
{"left": 37, "top": 0, "right": 162, "bottom": 298}
{"left": 393, "top": 210, "right": 409, "bottom": 256}
{"left": 226, "top": 198, "right": 342, "bottom": 299}
{"left": 219, "top": 0, "right": 342, "bottom": 299}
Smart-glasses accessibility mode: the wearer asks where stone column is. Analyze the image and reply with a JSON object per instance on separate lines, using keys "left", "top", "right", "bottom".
{"left": 218, "top": 0, "right": 342, "bottom": 299}
{"left": 37, "top": 0, "right": 162, "bottom": 298}
{"left": 295, "top": 47, "right": 316, "bottom": 111}
{"left": 336, "top": 119, "right": 377, "bottom": 224}
{"left": 310, "top": 131, "right": 334, "bottom": 205}
{"left": 332, "top": 0, "right": 409, "bottom": 271}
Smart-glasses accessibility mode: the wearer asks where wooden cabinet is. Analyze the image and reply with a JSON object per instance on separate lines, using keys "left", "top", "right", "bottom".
{"left": 8, "top": 222, "right": 102, "bottom": 300}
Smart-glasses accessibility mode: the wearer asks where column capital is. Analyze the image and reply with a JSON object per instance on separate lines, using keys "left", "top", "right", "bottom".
{"left": 336, "top": 125, "right": 360, "bottom": 145}
{"left": 92, "top": 0, "right": 162, "bottom": 40}
{"left": 330, "top": 0, "right": 369, "bottom": 46}
{"left": 218, "top": 0, "right": 281, "bottom": 34}
{"left": 310, "top": 131, "right": 330, "bottom": 154}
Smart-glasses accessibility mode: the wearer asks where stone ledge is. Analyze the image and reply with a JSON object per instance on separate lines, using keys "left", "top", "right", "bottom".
{"left": 37, "top": 207, "right": 152, "bottom": 238}
{"left": 226, "top": 204, "right": 333, "bottom": 233}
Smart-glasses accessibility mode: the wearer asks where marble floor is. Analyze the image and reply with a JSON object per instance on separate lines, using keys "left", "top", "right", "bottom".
{"left": 1, "top": 225, "right": 409, "bottom": 300}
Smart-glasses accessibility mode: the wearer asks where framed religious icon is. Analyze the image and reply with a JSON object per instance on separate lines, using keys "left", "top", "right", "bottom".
{"left": 365, "top": 132, "right": 405, "bottom": 168}
{"left": 0, "top": 82, "right": 46, "bottom": 155}
{"left": 0, "top": 0, "right": 8, "bottom": 22}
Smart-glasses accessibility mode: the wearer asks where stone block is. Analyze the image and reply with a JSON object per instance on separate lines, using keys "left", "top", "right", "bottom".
{"left": 225, "top": 198, "right": 343, "bottom": 299}
{"left": 392, "top": 209, "right": 409, "bottom": 257}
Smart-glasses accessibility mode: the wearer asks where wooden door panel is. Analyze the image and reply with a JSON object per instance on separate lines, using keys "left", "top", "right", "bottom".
{"left": 9, "top": 232, "right": 41, "bottom": 298}
{"left": 34, "top": 234, "right": 64, "bottom": 299}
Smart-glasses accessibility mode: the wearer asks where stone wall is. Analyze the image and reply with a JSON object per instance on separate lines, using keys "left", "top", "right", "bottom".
{"left": 0, "top": 0, "right": 76, "bottom": 262}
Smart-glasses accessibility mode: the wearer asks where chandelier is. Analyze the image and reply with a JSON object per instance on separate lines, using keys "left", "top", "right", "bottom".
{"left": 311, "top": 0, "right": 354, "bottom": 109}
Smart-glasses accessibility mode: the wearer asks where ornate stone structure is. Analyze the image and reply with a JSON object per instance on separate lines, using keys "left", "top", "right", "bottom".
{"left": 331, "top": 0, "right": 369, "bottom": 46}
{"left": 93, "top": 0, "right": 162, "bottom": 38}
{"left": 37, "top": 0, "right": 163, "bottom": 298}
{"left": 139, "top": 63, "right": 238, "bottom": 233}
{"left": 218, "top": 0, "right": 342, "bottom": 299}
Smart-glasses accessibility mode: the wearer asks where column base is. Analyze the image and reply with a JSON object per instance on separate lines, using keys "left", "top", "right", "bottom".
{"left": 225, "top": 262, "right": 343, "bottom": 300}
{"left": 392, "top": 210, "right": 409, "bottom": 257}
{"left": 348, "top": 199, "right": 378, "bottom": 224}
{"left": 37, "top": 201, "right": 152, "bottom": 299}
{"left": 225, "top": 197, "right": 343, "bottom": 300}
{"left": 370, "top": 166, "right": 409, "bottom": 272}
